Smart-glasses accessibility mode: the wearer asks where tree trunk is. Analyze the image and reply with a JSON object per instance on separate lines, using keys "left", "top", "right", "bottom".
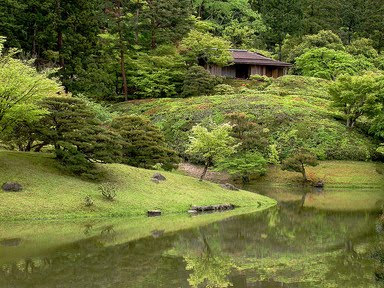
{"left": 200, "top": 163, "right": 209, "bottom": 181}
{"left": 120, "top": 47, "right": 128, "bottom": 100}
{"left": 116, "top": 0, "right": 128, "bottom": 101}
{"left": 134, "top": 7, "right": 140, "bottom": 45}
{"left": 56, "top": 0, "right": 64, "bottom": 67}
{"left": 301, "top": 162, "right": 307, "bottom": 182}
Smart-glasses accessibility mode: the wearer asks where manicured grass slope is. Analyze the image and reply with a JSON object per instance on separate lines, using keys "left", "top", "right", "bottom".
{"left": 0, "top": 151, "right": 275, "bottom": 220}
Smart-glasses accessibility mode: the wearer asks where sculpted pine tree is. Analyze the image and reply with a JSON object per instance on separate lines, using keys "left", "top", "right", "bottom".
{"left": 38, "top": 96, "right": 122, "bottom": 176}
{"left": 111, "top": 115, "right": 179, "bottom": 170}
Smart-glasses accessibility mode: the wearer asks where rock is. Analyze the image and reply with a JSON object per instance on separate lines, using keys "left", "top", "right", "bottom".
{"left": 188, "top": 209, "right": 198, "bottom": 214}
{"left": 151, "top": 229, "right": 165, "bottom": 238}
{"left": 220, "top": 183, "right": 239, "bottom": 191}
{"left": 0, "top": 238, "right": 22, "bottom": 247}
{"left": 147, "top": 210, "right": 162, "bottom": 217}
{"left": 2, "top": 182, "right": 22, "bottom": 192}
{"left": 152, "top": 173, "right": 166, "bottom": 181}
{"left": 151, "top": 178, "right": 160, "bottom": 184}
{"left": 313, "top": 181, "right": 325, "bottom": 188}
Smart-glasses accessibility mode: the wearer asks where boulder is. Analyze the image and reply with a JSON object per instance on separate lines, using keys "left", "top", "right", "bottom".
{"left": 0, "top": 238, "right": 22, "bottom": 247}
{"left": 313, "top": 181, "right": 325, "bottom": 188}
{"left": 151, "top": 173, "right": 166, "bottom": 182}
{"left": 2, "top": 182, "right": 22, "bottom": 192}
{"left": 147, "top": 210, "right": 162, "bottom": 217}
{"left": 151, "top": 229, "right": 165, "bottom": 238}
{"left": 220, "top": 183, "right": 239, "bottom": 191}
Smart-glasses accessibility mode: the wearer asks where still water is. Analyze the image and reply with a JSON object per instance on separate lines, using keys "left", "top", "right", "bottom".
{"left": 0, "top": 191, "right": 383, "bottom": 288}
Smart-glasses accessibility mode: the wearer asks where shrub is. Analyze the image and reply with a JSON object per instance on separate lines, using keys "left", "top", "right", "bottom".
{"left": 111, "top": 115, "right": 179, "bottom": 170}
{"left": 213, "top": 84, "right": 235, "bottom": 95}
{"left": 182, "top": 66, "right": 222, "bottom": 97}
{"left": 84, "top": 196, "right": 94, "bottom": 207}
{"left": 216, "top": 151, "right": 267, "bottom": 183}
{"left": 99, "top": 183, "right": 117, "bottom": 201}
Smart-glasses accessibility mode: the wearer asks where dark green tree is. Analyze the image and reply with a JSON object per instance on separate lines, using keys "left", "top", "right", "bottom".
{"left": 281, "top": 150, "right": 318, "bottom": 181}
{"left": 181, "top": 66, "right": 221, "bottom": 97}
{"left": 111, "top": 115, "right": 179, "bottom": 170}
{"left": 38, "top": 96, "right": 122, "bottom": 177}
{"left": 260, "top": 0, "right": 303, "bottom": 60}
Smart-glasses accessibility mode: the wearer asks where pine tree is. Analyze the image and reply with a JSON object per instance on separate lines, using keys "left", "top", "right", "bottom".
{"left": 38, "top": 96, "right": 122, "bottom": 177}
{"left": 111, "top": 115, "right": 179, "bottom": 170}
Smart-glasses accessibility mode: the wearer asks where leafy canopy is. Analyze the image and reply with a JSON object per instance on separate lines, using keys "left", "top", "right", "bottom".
{"left": 0, "top": 37, "right": 63, "bottom": 132}
{"left": 329, "top": 73, "right": 384, "bottom": 127}
{"left": 216, "top": 151, "right": 267, "bottom": 183}
{"left": 187, "top": 123, "right": 238, "bottom": 165}
{"left": 179, "top": 30, "right": 232, "bottom": 66}
{"left": 295, "top": 47, "right": 374, "bottom": 80}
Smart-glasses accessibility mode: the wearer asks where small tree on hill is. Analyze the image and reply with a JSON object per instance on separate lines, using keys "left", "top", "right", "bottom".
{"left": 186, "top": 124, "right": 238, "bottom": 181}
{"left": 216, "top": 151, "right": 267, "bottom": 183}
{"left": 181, "top": 66, "right": 221, "bottom": 97}
{"left": 281, "top": 150, "right": 318, "bottom": 182}
{"left": 111, "top": 115, "right": 179, "bottom": 170}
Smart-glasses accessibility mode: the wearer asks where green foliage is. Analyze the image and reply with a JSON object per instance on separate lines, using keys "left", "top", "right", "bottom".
{"left": 216, "top": 151, "right": 267, "bottom": 183}
{"left": 329, "top": 73, "right": 384, "bottom": 127}
{"left": 282, "top": 30, "right": 344, "bottom": 63}
{"left": 346, "top": 38, "right": 379, "bottom": 60}
{"left": 117, "top": 75, "right": 375, "bottom": 162}
{"left": 186, "top": 123, "right": 238, "bottom": 180}
{"left": 0, "top": 39, "right": 63, "bottom": 132}
{"left": 182, "top": 66, "right": 222, "bottom": 97}
{"left": 99, "top": 183, "right": 117, "bottom": 201}
{"left": 295, "top": 48, "right": 374, "bottom": 80}
{"left": 213, "top": 84, "right": 235, "bottom": 95}
{"left": 111, "top": 115, "right": 179, "bottom": 170}
{"left": 179, "top": 30, "right": 232, "bottom": 66}
{"left": 281, "top": 150, "right": 318, "bottom": 181}
{"left": 38, "top": 96, "right": 122, "bottom": 178}
{"left": 127, "top": 46, "right": 187, "bottom": 99}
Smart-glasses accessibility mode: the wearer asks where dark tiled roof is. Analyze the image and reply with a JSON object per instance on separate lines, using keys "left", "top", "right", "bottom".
{"left": 230, "top": 49, "right": 292, "bottom": 67}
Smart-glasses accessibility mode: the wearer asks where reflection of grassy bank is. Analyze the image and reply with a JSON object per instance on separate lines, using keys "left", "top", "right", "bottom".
{"left": 0, "top": 151, "right": 275, "bottom": 220}
{"left": 247, "top": 161, "right": 384, "bottom": 211}
{"left": 0, "top": 207, "right": 263, "bottom": 264}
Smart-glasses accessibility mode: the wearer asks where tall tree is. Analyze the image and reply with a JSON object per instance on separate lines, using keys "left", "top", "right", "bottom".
{"left": 260, "top": 0, "right": 303, "bottom": 60}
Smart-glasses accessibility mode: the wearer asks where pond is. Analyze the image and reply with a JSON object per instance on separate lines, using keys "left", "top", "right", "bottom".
{"left": 0, "top": 187, "right": 383, "bottom": 288}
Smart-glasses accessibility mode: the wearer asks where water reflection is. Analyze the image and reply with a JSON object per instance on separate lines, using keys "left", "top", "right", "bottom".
{"left": 0, "top": 203, "right": 382, "bottom": 287}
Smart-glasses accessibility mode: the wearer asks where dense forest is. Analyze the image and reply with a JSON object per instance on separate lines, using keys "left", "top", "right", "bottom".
{"left": 1, "top": 0, "right": 384, "bottom": 181}
{"left": 1, "top": 0, "right": 384, "bottom": 100}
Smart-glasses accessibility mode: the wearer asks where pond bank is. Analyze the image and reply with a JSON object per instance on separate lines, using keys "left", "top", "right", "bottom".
{"left": 180, "top": 161, "right": 384, "bottom": 211}
{"left": 0, "top": 151, "right": 275, "bottom": 221}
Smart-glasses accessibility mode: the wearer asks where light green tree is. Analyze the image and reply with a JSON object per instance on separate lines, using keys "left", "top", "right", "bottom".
{"left": 329, "top": 73, "right": 383, "bottom": 128}
{"left": 216, "top": 151, "right": 267, "bottom": 183}
{"left": 186, "top": 124, "right": 238, "bottom": 181}
{"left": 0, "top": 37, "right": 63, "bottom": 133}
{"left": 295, "top": 47, "right": 374, "bottom": 80}
{"left": 179, "top": 30, "right": 232, "bottom": 66}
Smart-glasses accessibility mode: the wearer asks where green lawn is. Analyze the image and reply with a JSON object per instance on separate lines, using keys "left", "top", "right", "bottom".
{"left": 0, "top": 150, "right": 275, "bottom": 220}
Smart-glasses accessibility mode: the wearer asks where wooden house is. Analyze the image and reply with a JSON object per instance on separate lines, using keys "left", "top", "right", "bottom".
{"left": 206, "top": 49, "right": 292, "bottom": 79}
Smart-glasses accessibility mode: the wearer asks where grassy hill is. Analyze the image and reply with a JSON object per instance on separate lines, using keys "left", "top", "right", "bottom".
{"left": 115, "top": 76, "right": 375, "bottom": 161}
{"left": 0, "top": 151, "right": 275, "bottom": 220}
